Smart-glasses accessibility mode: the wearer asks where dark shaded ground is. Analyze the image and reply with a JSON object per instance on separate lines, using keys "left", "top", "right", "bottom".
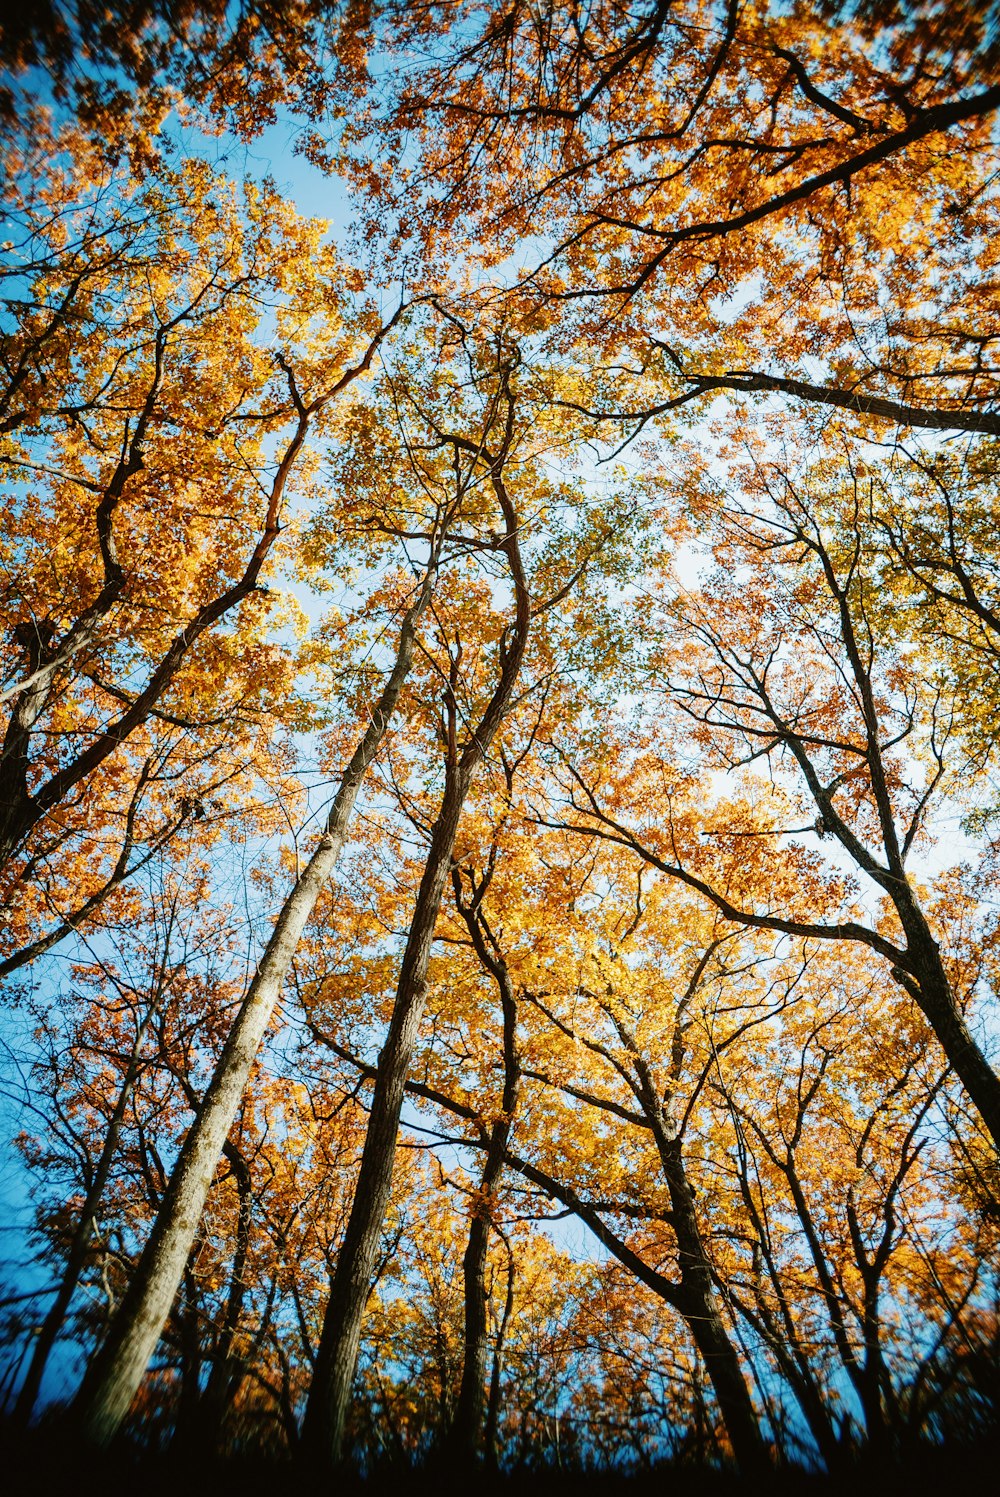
{"left": 2, "top": 1423, "right": 997, "bottom": 1496}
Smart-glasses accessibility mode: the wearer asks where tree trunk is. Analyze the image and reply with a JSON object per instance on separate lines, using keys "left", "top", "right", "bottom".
{"left": 300, "top": 771, "right": 475, "bottom": 1464}
{"left": 171, "top": 1142, "right": 253, "bottom": 1457}
{"left": 619, "top": 1023, "right": 769, "bottom": 1476}
{"left": 448, "top": 892, "right": 520, "bottom": 1465}
{"left": 483, "top": 1240, "right": 515, "bottom": 1468}
{"left": 727, "top": 1173, "right": 847, "bottom": 1474}
{"left": 172, "top": 1267, "right": 205, "bottom": 1449}
{"left": 658, "top": 1133, "right": 769, "bottom": 1477}
{"left": 197, "top": 1143, "right": 254, "bottom": 1450}
{"left": 451, "top": 1209, "right": 493, "bottom": 1461}
{"left": 895, "top": 906, "right": 1000, "bottom": 1155}
{"left": 301, "top": 469, "right": 530, "bottom": 1467}
{"left": 13, "top": 985, "right": 166, "bottom": 1426}
{"left": 71, "top": 565, "right": 437, "bottom": 1448}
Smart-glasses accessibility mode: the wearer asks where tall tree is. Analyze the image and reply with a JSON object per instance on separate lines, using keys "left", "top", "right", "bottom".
{"left": 300, "top": 330, "right": 535, "bottom": 1465}
{"left": 549, "top": 450, "right": 1000, "bottom": 1156}
{"left": 70, "top": 528, "right": 440, "bottom": 1446}
{"left": 0, "top": 109, "right": 391, "bottom": 971}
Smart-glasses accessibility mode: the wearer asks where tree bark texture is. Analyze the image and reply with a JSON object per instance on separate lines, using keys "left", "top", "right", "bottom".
{"left": 71, "top": 564, "right": 436, "bottom": 1448}
{"left": 302, "top": 461, "right": 530, "bottom": 1467}
{"left": 642, "top": 1090, "right": 769, "bottom": 1475}
{"left": 448, "top": 893, "right": 520, "bottom": 1464}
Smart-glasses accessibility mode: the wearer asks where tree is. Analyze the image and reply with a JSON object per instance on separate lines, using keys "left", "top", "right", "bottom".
{"left": 9, "top": 851, "right": 242, "bottom": 1425}
{"left": 323, "top": 1, "right": 1000, "bottom": 427}
{"left": 0, "top": 106, "right": 390, "bottom": 974}
{"left": 70, "top": 511, "right": 439, "bottom": 1447}
{"left": 434, "top": 818, "right": 777, "bottom": 1474}
{"left": 300, "top": 322, "right": 544, "bottom": 1465}
{"left": 5, "top": 2, "right": 1000, "bottom": 1475}
{"left": 547, "top": 446, "right": 1000, "bottom": 1157}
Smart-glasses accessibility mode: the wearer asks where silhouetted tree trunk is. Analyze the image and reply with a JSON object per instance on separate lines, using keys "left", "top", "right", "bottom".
{"left": 448, "top": 873, "right": 520, "bottom": 1464}
{"left": 13, "top": 987, "right": 164, "bottom": 1425}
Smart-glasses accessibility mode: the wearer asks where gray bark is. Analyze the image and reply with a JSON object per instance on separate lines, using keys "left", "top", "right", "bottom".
{"left": 71, "top": 558, "right": 437, "bottom": 1448}
{"left": 448, "top": 884, "right": 520, "bottom": 1464}
{"left": 300, "top": 796, "right": 467, "bottom": 1462}
{"left": 301, "top": 456, "right": 530, "bottom": 1468}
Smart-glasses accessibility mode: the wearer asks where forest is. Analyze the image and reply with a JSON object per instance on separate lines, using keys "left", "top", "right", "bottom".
{"left": 1, "top": 1, "right": 999, "bottom": 1489}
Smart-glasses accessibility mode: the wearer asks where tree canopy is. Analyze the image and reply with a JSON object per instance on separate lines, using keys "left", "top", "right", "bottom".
{"left": 1, "top": 1, "right": 999, "bottom": 1481}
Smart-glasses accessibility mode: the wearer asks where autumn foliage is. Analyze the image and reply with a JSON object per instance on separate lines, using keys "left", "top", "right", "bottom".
{"left": 1, "top": 1, "right": 999, "bottom": 1483}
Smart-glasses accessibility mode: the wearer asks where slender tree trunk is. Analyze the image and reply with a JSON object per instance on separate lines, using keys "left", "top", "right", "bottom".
{"left": 197, "top": 1144, "right": 253, "bottom": 1449}
{"left": 727, "top": 1175, "right": 846, "bottom": 1473}
{"left": 616, "top": 1023, "right": 769, "bottom": 1476}
{"left": 740, "top": 1283, "right": 846, "bottom": 1474}
{"left": 13, "top": 988, "right": 165, "bottom": 1425}
{"left": 71, "top": 564, "right": 437, "bottom": 1448}
{"left": 300, "top": 771, "right": 475, "bottom": 1463}
{"left": 782, "top": 1155, "right": 876, "bottom": 1442}
{"left": 659, "top": 1134, "right": 769, "bottom": 1476}
{"left": 448, "top": 890, "right": 520, "bottom": 1464}
{"left": 13, "top": 1130, "right": 115, "bottom": 1425}
{"left": 895, "top": 908, "right": 1000, "bottom": 1154}
{"left": 483, "top": 1237, "right": 515, "bottom": 1469}
{"left": 302, "top": 465, "right": 530, "bottom": 1467}
{"left": 452, "top": 1209, "right": 493, "bottom": 1460}
{"left": 173, "top": 1267, "right": 204, "bottom": 1448}
{"left": 450, "top": 1143, "right": 506, "bottom": 1465}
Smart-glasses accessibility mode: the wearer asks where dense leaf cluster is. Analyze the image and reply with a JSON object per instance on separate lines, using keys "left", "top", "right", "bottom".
{"left": 1, "top": 1, "right": 999, "bottom": 1480}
